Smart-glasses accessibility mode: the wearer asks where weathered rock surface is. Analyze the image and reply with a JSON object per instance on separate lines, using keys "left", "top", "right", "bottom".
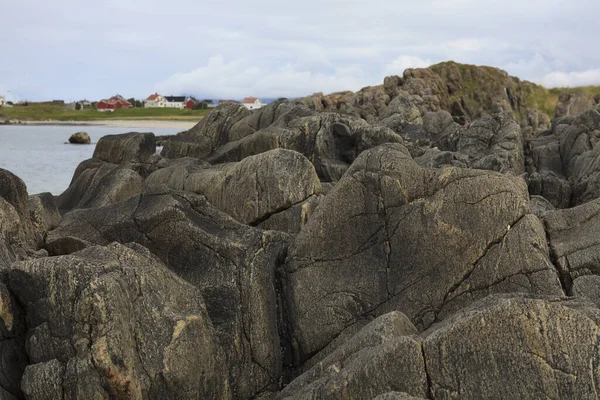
{"left": 56, "top": 162, "right": 144, "bottom": 212}
{"left": 284, "top": 143, "right": 563, "bottom": 365}
{"left": 555, "top": 92, "right": 595, "bottom": 118}
{"left": 28, "top": 192, "right": 61, "bottom": 245}
{"left": 0, "top": 283, "right": 27, "bottom": 399}
{"left": 10, "top": 242, "right": 230, "bottom": 399}
{"left": 147, "top": 149, "right": 321, "bottom": 228}
{"left": 0, "top": 169, "right": 36, "bottom": 256}
{"left": 46, "top": 189, "right": 289, "bottom": 398}
{"left": 68, "top": 131, "right": 90, "bottom": 144}
{"left": 93, "top": 131, "right": 156, "bottom": 166}
{"left": 161, "top": 103, "right": 251, "bottom": 159}
{"left": 422, "top": 294, "right": 600, "bottom": 399}
{"left": 526, "top": 105, "right": 600, "bottom": 207}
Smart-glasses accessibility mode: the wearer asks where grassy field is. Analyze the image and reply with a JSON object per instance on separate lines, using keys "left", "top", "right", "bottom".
{"left": 0, "top": 102, "right": 211, "bottom": 121}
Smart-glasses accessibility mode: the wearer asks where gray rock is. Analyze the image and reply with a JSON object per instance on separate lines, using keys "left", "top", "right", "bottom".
{"left": 68, "top": 131, "right": 90, "bottom": 144}
{"left": 56, "top": 162, "right": 144, "bottom": 212}
{"left": 147, "top": 149, "right": 321, "bottom": 226}
{"left": 28, "top": 192, "right": 61, "bottom": 245}
{"left": 372, "top": 393, "right": 427, "bottom": 400}
{"left": 10, "top": 242, "right": 230, "bottom": 400}
{"left": 258, "top": 195, "right": 322, "bottom": 234}
{"left": 422, "top": 294, "right": 600, "bottom": 400}
{"left": 0, "top": 283, "right": 27, "bottom": 399}
{"left": 530, "top": 194, "right": 555, "bottom": 216}
{"left": 555, "top": 92, "right": 595, "bottom": 118}
{"left": 21, "top": 360, "right": 65, "bottom": 400}
{"left": 46, "top": 189, "right": 290, "bottom": 398}
{"left": 572, "top": 275, "right": 600, "bottom": 308}
{"left": 93, "top": 131, "right": 156, "bottom": 165}
{"left": 161, "top": 103, "right": 250, "bottom": 159}
{"left": 284, "top": 143, "right": 563, "bottom": 365}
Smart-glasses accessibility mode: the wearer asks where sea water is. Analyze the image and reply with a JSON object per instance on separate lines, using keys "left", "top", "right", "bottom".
{"left": 0, "top": 124, "right": 185, "bottom": 195}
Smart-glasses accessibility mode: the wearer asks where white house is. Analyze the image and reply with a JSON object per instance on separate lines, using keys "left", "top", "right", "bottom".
{"left": 144, "top": 93, "right": 167, "bottom": 108}
{"left": 242, "top": 97, "right": 264, "bottom": 110}
{"left": 0, "top": 96, "right": 5, "bottom": 106}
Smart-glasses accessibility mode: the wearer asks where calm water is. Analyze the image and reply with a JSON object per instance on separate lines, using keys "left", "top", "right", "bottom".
{"left": 0, "top": 124, "right": 185, "bottom": 195}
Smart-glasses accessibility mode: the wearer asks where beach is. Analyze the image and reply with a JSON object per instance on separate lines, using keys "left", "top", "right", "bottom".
{"left": 16, "top": 119, "right": 198, "bottom": 129}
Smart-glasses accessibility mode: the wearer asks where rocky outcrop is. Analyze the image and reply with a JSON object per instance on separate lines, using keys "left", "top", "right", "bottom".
{"left": 147, "top": 149, "right": 321, "bottom": 229}
{"left": 526, "top": 105, "right": 600, "bottom": 207}
{"left": 284, "top": 143, "right": 563, "bottom": 365}
{"left": 68, "top": 131, "right": 90, "bottom": 144}
{"left": 45, "top": 189, "right": 290, "bottom": 399}
{"left": 555, "top": 92, "right": 595, "bottom": 118}
{"left": 28, "top": 192, "right": 61, "bottom": 245}
{"left": 10, "top": 242, "right": 230, "bottom": 399}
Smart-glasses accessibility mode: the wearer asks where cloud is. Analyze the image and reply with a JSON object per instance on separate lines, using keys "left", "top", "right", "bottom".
{"left": 539, "top": 69, "right": 600, "bottom": 88}
{"left": 382, "top": 56, "right": 432, "bottom": 77}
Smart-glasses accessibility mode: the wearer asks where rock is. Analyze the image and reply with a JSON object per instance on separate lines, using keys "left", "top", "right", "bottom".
{"left": 441, "top": 113, "right": 525, "bottom": 175}
{"left": 278, "top": 312, "right": 422, "bottom": 399}
{"left": 0, "top": 283, "right": 27, "bottom": 399}
{"left": 161, "top": 103, "right": 250, "bottom": 159}
{"left": 530, "top": 195, "right": 555, "bottom": 216}
{"left": 155, "top": 134, "right": 174, "bottom": 147}
{"left": 56, "top": 162, "right": 144, "bottom": 212}
{"left": 526, "top": 172, "right": 572, "bottom": 209}
{"left": 68, "top": 131, "right": 90, "bottom": 144}
{"left": 10, "top": 242, "right": 230, "bottom": 399}
{"left": 572, "top": 275, "right": 600, "bottom": 308}
{"left": 147, "top": 149, "right": 321, "bottom": 227}
{"left": 422, "top": 294, "right": 600, "bottom": 399}
{"left": 526, "top": 108, "right": 551, "bottom": 132}
{"left": 414, "top": 148, "right": 470, "bottom": 169}
{"left": 555, "top": 92, "right": 595, "bottom": 118}
{"left": 541, "top": 197, "right": 600, "bottom": 292}
{"left": 258, "top": 195, "right": 322, "bottom": 234}
{"left": 93, "top": 132, "right": 156, "bottom": 165}
{"left": 28, "top": 192, "right": 61, "bottom": 245}
{"left": 46, "top": 189, "right": 290, "bottom": 398}
{"left": 0, "top": 169, "right": 35, "bottom": 253}
{"left": 372, "top": 393, "right": 427, "bottom": 400}
{"left": 284, "top": 143, "right": 563, "bottom": 365}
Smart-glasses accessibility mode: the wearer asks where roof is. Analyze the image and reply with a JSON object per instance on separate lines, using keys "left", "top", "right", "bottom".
{"left": 242, "top": 97, "right": 259, "bottom": 104}
{"left": 164, "top": 96, "right": 187, "bottom": 102}
{"left": 147, "top": 93, "right": 161, "bottom": 101}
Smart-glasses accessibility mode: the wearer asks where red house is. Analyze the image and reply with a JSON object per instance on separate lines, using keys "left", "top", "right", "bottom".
{"left": 97, "top": 95, "right": 134, "bottom": 112}
{"left": 185, "top": 98, "right": 197, "bottom": 109}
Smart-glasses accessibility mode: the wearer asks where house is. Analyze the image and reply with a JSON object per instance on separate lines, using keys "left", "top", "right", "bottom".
{"left": 185, "top": 98, "right": 197, "bottom": 109}
{"left": 242, "top": 97, "right": 264, "bottom": 110}
{"left": 97, "top": 95, "right": 134, "bottom": 112}
{"left": 164, "top": 96, "right": 187, "bottom": 109}
{"left": 0, "top": 96, "right": 5, "bottom": 106}
{"left": 144, "top": 93, "right": 167, "bottom": 108}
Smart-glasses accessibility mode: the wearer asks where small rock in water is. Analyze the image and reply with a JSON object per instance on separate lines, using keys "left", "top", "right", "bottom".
{"left": 68, "top": 131, "right": 90, "bottom": 144}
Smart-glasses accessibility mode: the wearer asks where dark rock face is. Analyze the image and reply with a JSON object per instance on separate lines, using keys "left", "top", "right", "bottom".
{"left": 422, "top": 295, "right": 600, "bottom": 399}
{"left": 0, "top": 283, "right": 27, "bottom": 399}
{"left": 56, "top": 162, "right": 144, "bottom": 212}
{"left": 526, "top": 105, "right": 600, "bottom": 207}
{"left": 10, "top": 243, "right": 230, "bottom": 400}
{"left": 147, "top": 149, "right": 322, "bottom": 228}
{"left": 0, "top": 169, "right": 36, "bottom": 257}
{"left": 284, "top": 143, "right": 563, "bottom": 364}
{"left": 46, "top": 189, "right": 289, "bottom": 399}
{"left": 161, "top": 103, "right": 251, "bottom": 159}
{"left": 68, "top": 131, "right": 90, "bottom": 144}
{"left": 93, "top": 132, "right": 156, "bottom": 165}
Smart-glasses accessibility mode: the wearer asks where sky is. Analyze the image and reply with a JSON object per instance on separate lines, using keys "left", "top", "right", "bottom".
{"left": 1, "top": 0, "right": 599, "bottom": 102}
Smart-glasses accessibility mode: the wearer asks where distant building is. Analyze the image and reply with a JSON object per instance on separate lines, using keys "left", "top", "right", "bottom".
{"left": 0, "top": 96, "right": 5, "bottom": 106}
{"left": 97, "top": 95, "right": 134, "bottom": 112}
{"left": 144, "top": 93, "right": 167, "bottom": 108}
{"left": 242, "top": 97, "right": 264, "bottom": 110}
{"left": 163, "top": 96, "right": 196, "bottom": 109}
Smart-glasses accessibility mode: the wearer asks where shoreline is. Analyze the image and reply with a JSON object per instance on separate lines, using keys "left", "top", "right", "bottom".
{"left": 2, "top": 119, "right": 198, "bottom": 129}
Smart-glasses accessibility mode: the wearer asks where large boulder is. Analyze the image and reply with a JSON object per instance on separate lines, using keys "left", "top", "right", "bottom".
{"left": 93, "top": 132, "right": 156, "bottom": 165}
{"left": 161, "top": 103, "right": 251, "bottom": 159}
{"left": 56, "top": 162, "right": 144, "bottom": 212}
{"left": 46, "top": 189, "right": 290, "bottom": 398}
{"left": 10, "top": 242, "right": 230, "bottom": 399}
{"left": 28, "top": 192, "right": 61, "bottom": 245}
{"left": 422, "top": 294, "right": 600, "bottom": 399}
{"left": 283, "top": 143, "right": 563, "bottom": 365}
{"left": 0, "top": 169, "right": 35, "bottom": 254}
{"left": 147, "top": 149, "right": 321, "bottom": 228}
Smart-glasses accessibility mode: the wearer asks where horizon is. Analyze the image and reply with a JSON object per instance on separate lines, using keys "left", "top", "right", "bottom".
{"left": 2, "top": 0, "right": 600, "bottom": 102}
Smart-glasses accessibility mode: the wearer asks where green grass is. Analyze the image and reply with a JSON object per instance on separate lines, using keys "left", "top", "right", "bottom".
{"left": 0, "top": 102, "right": 211, "bottom": 121}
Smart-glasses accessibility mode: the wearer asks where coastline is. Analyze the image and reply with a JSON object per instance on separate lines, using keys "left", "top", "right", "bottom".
{"left": 3, "top": 119, "right": 198, "bottom": 129}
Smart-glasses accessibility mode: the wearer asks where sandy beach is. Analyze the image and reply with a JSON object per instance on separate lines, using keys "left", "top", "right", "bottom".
{"left": 16, "top": 119, "right": 198, "bottom": 129}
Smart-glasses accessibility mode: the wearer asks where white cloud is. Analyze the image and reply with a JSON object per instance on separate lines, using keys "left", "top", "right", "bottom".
{"left": 540, "top": 69, "right": 600, "bottom": 88}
